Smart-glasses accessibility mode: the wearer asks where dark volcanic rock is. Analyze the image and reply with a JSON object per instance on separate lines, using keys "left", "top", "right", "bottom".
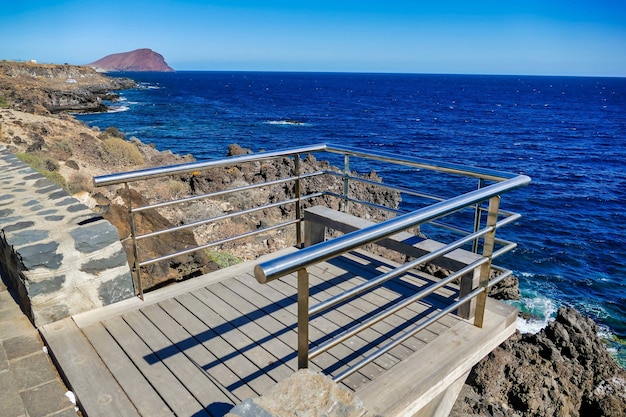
{"left": 102, "top": 189, "right": 217, "bottom": 290}
{"left": 450, "top": 307, "right": 626, "bottom": 417}
{"left": 88, "top": 48, "right": 175, "bottom": 72}
{"left": 0, "top": 61, "right": 135, "bottom": 114}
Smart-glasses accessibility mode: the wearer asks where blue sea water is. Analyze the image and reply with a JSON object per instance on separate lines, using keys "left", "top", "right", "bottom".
{"left": 76, "top": 72, "right": 626, "bottom": 365}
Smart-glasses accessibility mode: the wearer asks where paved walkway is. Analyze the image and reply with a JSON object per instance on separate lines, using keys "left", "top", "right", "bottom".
{"left": 0, "top": 273, "right": 79, "bottom": 417}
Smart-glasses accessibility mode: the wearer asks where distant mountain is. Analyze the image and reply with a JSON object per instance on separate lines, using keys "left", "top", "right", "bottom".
{"left": 88, "top": 48, "right": 174, "bottom": 72}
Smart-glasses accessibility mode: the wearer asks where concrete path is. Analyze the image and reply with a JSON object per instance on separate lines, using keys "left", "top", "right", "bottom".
{"left": 0, "top": 275, "right": 78, "bottom": 417}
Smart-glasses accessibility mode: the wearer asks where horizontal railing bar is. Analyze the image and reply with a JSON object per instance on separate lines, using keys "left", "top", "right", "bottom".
{"left": 132, "top": 175, "right": 307, "bottom": 213}
{"left": 494, "top": 212, "right": 522, "bottom": 228}
{"left": 492, "top": 241, "right": 517, "bottom": 259}
{"left": 135, "top": 197, "right": 300, "bottom": 241}
{"left": 325, "top": 144, "right": 521, "bottom": 182}
{"left": 323, "top": 171, "right": 449, "bottom": 203}
{"left": 138, "top": 219, "right": 299, "bottom": 267}
{"left": 309, "top": 255, "right": 488, "bottom": 360}
{"left": 487, "top": 266, "right": 513, "bottom": 288}
{"left": 332, "top": 284, "right": 487, "bottom": 383}
{"left": 308, "top": 226, "right": 493, "bottom": 317}
{"left": 94, "top": 145, "right": 329, "bottom": 186}
{"left": 95, "top": 143, "right": 520, "bottom": 188}
{"left": 255, "top": 173, "right": 530, "bottom": 283}
{"left": 322, "top": 192, "right": 405, "bottom": 216}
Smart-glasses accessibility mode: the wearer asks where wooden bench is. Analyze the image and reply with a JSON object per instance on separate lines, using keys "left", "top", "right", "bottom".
{"left": 303, "top": 205, "right": 482, "bottom": 319}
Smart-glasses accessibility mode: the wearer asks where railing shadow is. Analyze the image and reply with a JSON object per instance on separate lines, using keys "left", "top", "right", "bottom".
{"left": 142, "top": 251, "right": 458, "bottom": 395}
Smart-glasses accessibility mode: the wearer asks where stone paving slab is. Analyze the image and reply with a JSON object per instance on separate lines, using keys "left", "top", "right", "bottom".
{"left": 0, "top": 272, "right": 78, "bottom": 417}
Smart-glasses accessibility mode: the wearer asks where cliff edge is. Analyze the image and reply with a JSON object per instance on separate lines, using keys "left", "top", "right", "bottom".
{"left": 0, "top": 60, "right": 135, "bottom": 113}
{"left": 88, "top": 48, "right": 175, "bottom": 72}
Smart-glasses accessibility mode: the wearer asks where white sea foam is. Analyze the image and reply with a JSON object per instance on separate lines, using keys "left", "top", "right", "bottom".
{"left": 107, "top": 105, "right": 130, "bottom": 113}
{"left": 508, "top": 292, "right": 559, "bottom": 334}
{"left": 138, "top": 82, "right": 161, "bottom": 90}
{"left": 264, "top": 120, "right": 310, "bottom": 126}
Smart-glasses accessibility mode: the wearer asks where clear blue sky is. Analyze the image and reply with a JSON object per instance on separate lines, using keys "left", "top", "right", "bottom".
{"left": 1, "top": 0, "right": 625, "bottom": 76}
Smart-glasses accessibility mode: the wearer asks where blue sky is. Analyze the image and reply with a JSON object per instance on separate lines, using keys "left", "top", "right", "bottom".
{"left": 1, "top": 0, "right": 625, "bottom": 76}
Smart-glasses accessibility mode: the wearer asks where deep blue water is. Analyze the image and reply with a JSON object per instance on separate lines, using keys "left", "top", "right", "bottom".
{"left": 76, "top": 71, "right": 626, "bottom": 365}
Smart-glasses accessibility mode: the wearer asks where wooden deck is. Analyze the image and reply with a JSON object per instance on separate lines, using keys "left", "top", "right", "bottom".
{"left": 40, "top": 247, "right": 515, "bottom": 417}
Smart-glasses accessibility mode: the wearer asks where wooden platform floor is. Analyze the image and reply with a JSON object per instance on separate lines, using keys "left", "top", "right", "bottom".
{"left": 41, "top": 248, "right": 466, "bottom": 417}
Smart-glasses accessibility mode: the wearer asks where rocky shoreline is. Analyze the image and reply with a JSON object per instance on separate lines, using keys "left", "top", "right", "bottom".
{"left": 1, "top": 61, "right": 624, "bottom": 416}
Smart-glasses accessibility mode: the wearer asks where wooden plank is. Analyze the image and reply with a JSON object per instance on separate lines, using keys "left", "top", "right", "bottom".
{"left": 340, "top": 250, "right": 459, "bottom": 310}
{"left": 81, "top": 323, "right": 174, "bottom": 417}
{"left": 264, "top": 273, "right": 387, "bottom": 387}
{"left": 73, "top": 247, "right": 299, "bottom": 328}
{"left": 222, "top": 275, "right": 333, "bottom": 375}
{"left": 156, "top": 297, "right": 258, "bottom": 401}
{"left": 228, "top": 274, "right": 372, "bottom": 392}
{"left": 192, "top": 286, "right": 289, "bottom": 379}
{"left": 125, "top": 309, "right": 234, "bottom": 416}
{"left": 39, "top": 318, "right": 140, "bottom": 417}
{"left": 231, "top": 273, "right": 373, "bottom": 384}
{"left": 309, "top": 263, "right": 426, "bottom": 353}
{"left": 209, "top": 282, "right": 298, "bottom": 372}
{"left": 306, "top": 264, "right": 416, "bottom": 361}
{"left": 357, "top": 299, "right": 517, "bottom": 417}
{"left": 103, "top": 315, "right": 209, "bottom": 417}
{"left": 281, "top": 267, "right": 403, "bottom": 369}
{"left": 326, "top": 252, "right": 459, "bottom": 340}
{"left": 174, "top": 292, "right": 277, "bottom": 396}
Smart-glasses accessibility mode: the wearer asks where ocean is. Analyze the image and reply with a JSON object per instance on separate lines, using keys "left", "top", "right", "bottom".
{"left": 76, "top": 71, "right": 626, "bottom": 366}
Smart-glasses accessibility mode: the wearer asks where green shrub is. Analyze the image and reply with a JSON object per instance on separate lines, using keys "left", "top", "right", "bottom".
{"left": 206, "top": 249, "right": 241, "bottom": 269}
{"left": 103, "top": 126, "right": 125, "bottom": 139}
{"left": 0, "top": 96, "right": 9, "bottom": 108}
{"left": 43, "top": 171, "right": 67, "bottom": 189}
{"left": 101, "top": 137, "right": 144, "bottom": 166}
{"left": 16, "top": 152, "right": 67, "bottom": 189}
{"left": 16, "top": 152, "right": 46, "bottom": 171}
{"left": 67, "top": 172, "right": 94, "bottom": 195}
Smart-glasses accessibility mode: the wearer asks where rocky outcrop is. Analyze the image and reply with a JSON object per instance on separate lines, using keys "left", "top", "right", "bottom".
{"left": 101, "top": 188, "right": 218, "bottom": 290}
{"left": 0, "top": 61, "right": 135, "bottom": 114}
{"left": 88, "top": 48, "right": 175, "bottom": 72}
{"left": 450, "top": 307, "right": 626, "bottom": 417}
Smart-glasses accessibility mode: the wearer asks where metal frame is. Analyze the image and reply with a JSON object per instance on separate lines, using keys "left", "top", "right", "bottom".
{"left": 94, "top": 144, "right": 530, "bottom": 376}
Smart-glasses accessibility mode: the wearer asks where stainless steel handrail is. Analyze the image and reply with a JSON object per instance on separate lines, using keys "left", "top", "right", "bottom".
{"left": 93, "top": 142, "right": 529, "bottom": 380}
{"left": 254, "top": 173, "right": 529, "bottom": 284}
{"left": 93, "top": 144, "right": 329, "bottom": 186}
{"left": 94, "top": 143, "right": 520, "bottom": 187}
{"left": 324, "top": 143, "right": 521, "bottom": 181}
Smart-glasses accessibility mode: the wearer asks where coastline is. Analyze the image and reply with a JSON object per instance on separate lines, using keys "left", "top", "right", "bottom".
{"left": 1, "top": 61, "right": 625, "bottom": 415}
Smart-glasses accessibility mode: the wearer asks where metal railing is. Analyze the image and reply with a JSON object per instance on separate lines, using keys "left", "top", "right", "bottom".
{"left": 94, "top": 143, "right": 530, "bottom": 380}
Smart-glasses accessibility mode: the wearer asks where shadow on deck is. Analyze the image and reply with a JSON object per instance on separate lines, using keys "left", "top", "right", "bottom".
{"left": 40, "top": 247, "right": 516, "bottom": 417}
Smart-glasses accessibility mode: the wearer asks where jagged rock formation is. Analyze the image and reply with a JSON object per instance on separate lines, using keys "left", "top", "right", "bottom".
{"left": 88, "top": 48, "right": 174, "bottom": 72}
{"left": 450, "top": 308, "right": 626, "bottom": 417}
{"left": 0, "top": 61, "right": 134, "bottom": 114}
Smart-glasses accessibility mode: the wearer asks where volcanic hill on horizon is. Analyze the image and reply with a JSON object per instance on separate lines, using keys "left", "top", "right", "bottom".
{"left": 88, "top": 48, "right": 174, "bottom": 72}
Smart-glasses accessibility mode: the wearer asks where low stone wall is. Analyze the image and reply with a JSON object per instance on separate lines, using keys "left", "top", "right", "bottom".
{"left": 0, "top": 145, "right": 134, "bottom": 327}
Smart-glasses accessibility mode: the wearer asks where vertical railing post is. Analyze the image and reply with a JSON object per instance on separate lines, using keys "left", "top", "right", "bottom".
{"left": 472, "top": 178, "right": 485, "bottom": 253}
{"left": 474, "top": 195, "right": 500, "bottom": 328}
{"left": 297, "top": 268, "right": 310, "bottom": 369}
{"left": 294, "top": 154, "right": 303, "bottom": 248}
{"left": 342, "top": 154, "right": 350, "bottom": 214}
{"left": 125, "top": 183, "right": 144, "bottom": 300}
